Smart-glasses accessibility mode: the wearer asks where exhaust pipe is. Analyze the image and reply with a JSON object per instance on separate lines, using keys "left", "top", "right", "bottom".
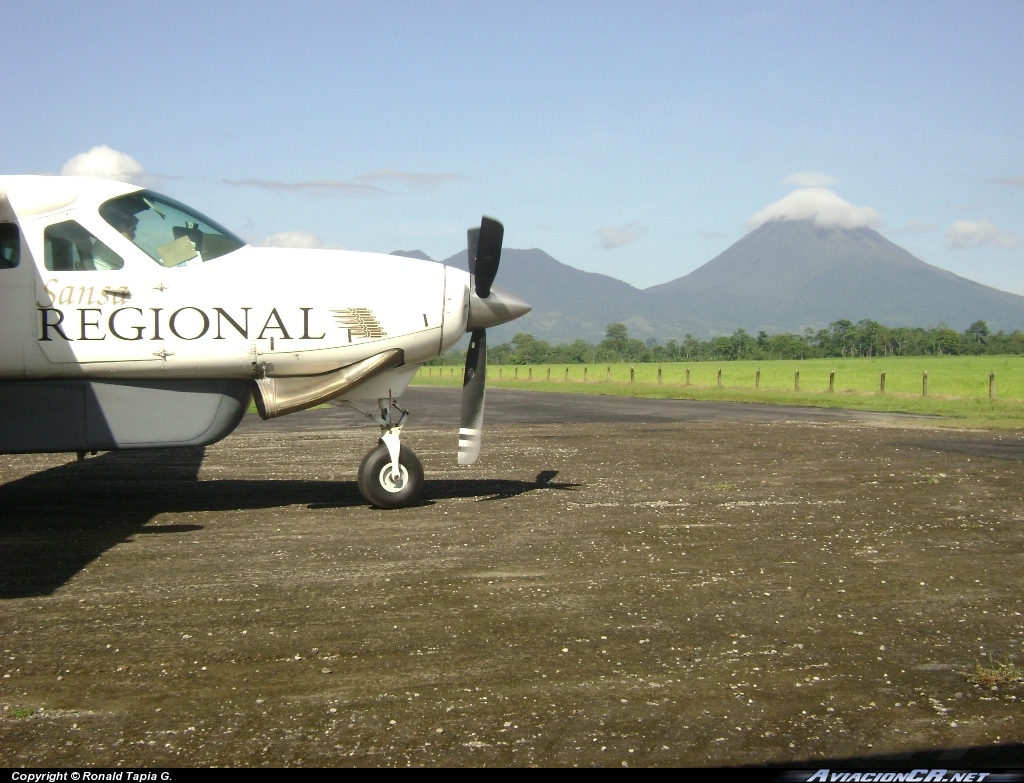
{"left": 253, "top": 348, "right": 404, "bottom": 419}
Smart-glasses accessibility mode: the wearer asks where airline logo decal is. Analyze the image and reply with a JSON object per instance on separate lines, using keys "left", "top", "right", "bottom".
{"left": 331, "top": 308, "right": 387, "bottom": 338}
{"left": 38, "top": 305, "right": 326, "bottom": 342}
{"left": 37, "top": 281, "right": 392, "bottom": 345}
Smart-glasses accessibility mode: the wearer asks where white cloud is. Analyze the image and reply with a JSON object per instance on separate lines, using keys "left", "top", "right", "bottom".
{"left": 260, "top": 231, "right": 345, "bottom": 249}
{"left": 747, "top": 188, "right": 883, "bottom": 230}
{"left": 597, "top": 221, "right": 647, "bottom": 249}
{"left": 945, "top": 219, "right": 1023, "bottom": 249}
{"left": 223, "top": 178, "right": 385, "bottom": 198}
{"left": 61, "top": 145, "right": 148, "bottom": 185}
{"left": 783, "top": 171, "right": 838, "bottom": 187}
{"left": 990, "top": 176, "right": 1024, "bottom": 188}
{"left": 355, "top": 169, "right": 465, "bottom": 191}
{"left": 896, "top": 220, "right": 938, "bottom": 233}
{"left": 222, "top": 168, "right": 463, "bottom": 198}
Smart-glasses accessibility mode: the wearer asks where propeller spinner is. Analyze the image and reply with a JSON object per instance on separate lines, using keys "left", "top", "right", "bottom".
{"left": 457, "top": 217, "right": 530, "bottom": 465}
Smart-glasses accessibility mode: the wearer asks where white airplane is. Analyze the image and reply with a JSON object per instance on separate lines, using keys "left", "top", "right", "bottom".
{"left": 0, "top": 175, "right": 530, "bottom": 508}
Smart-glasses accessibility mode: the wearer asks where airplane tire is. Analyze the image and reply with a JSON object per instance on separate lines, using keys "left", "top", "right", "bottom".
{"left": 357, "top": 442, "right": 424, "bottom": 509}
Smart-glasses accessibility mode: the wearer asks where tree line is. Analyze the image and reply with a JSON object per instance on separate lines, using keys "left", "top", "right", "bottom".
{"left": 427, "top": 320, "right": 1024, "bottom": 365}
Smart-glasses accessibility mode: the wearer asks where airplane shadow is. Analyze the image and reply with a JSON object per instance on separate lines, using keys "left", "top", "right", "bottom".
{"left": 451, "top": 468, "right": 578, "bottom": 502}
{"left": 310, "top": 468, "right": 579, "bottom": 508}
{"left": 0, "top": 450, "right": 578, "bottom": 599}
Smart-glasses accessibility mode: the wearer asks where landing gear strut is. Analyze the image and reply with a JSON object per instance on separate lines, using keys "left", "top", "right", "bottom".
{"left": 345, "top": 398, "right": 424, "bottom": 509}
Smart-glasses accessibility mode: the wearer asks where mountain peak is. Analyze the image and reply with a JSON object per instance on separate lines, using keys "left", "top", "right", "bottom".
{"left": 437, "top": 247, "right": 649, "bottom": 343}
{"left": 390, "top": 249, "right": 434, "bottom": 261}
{"left": 643, "top": 218, "right": 1024, "bottom": 335}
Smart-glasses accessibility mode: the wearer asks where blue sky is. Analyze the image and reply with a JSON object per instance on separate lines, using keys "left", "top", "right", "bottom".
{"left": 3, "top": 1, "right": 1023, "bottom": 293}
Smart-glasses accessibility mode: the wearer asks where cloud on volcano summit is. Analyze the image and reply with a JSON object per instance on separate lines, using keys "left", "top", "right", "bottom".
{"left": 746, "top": 188, "right": 883, "bottom": 231}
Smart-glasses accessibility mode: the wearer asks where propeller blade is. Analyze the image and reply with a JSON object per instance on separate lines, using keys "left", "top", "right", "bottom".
{"left": 459, "top": 217, "right": 502, "bottom": 464}
{"left": 458, "top": 328, "right": 486, "bottom": 465}
{"left": 467, "top": 227, "right": 480, "bottom": 278}
{"left": 474, "top": 217, "right": 503, "bottom": 299}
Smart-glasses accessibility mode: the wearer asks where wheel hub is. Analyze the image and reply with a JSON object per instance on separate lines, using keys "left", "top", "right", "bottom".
{"left": 378, "top": 463, "right": 408, "bottom": 492}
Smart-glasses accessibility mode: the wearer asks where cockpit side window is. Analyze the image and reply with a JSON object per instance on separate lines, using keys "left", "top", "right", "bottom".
{"left": 99, "top": 190, "right": 245, "bottom": 268}
{"left": 44, "top": 220, "right": 123, "bottom": 271}
{"left": 0, "top": 223, "right": 19, "bottom": 269}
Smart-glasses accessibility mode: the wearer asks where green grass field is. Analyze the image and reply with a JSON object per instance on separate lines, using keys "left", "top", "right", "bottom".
{"left": 412, "top": 356, "right": 1024, "bottom": 428}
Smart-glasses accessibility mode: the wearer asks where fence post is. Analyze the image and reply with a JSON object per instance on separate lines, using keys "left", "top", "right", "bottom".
{"left": 515, "top": 367, "right": 518, "bottom": 380}
{"left": 794, "top": 370, "right": 800, "bottom": 392}
{"left": 450, "top": 367, "right": 454, "bottom": 378}
{"left": 564, "top": 367, "right": 569, "bottom": 381}
{"left": 658, "top": 367, "right": 662, "bottom": 384}
{"left": 630, "top": 367, "right": 635, "bottom": 383}
{"left": 990, "top": 372, "right": 995, "bottom": 400}
{"left": 922, "top": 371, "right": 928, "bottom": 396}
{"left": 584, "top": 367, "right": 588, "bottom": 382}
{"left": 607, "top": 366, "right": 611, "bottom": 382}
{"left": 829, "top": 370, "right": 835, "bottom": 393}
{"left": 685, "top": 368, "right": 691, "bottom": 386}
{"left": 880, "top": 372, "right": 885, "bottom": 393}
{"left": 499, "top": 367, "right": 502, "bottom": 380}
{"left": 717, "top": 368, "right": 722, "bottom": 388}
{"left": 528, "top": 367, "right": 532, "bottom": 380}
{"left": 428, "top": 367, "right": 432, "bottom": 377}
{"left": 755, "top": 368, "right": 760, "bottom": 390}
{"left": 547, "top": 367, "right": 551, "bottom": 381}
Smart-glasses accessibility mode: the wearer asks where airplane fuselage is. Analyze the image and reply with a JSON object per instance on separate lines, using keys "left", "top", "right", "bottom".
{"left": 0, "top": 175, "right": 472, "bottom": 381}
{"left": 0, "top": 174, "right": 529, "bottom": 509}
{"left": 0, "top": 175, "right": 475, "bottom": 453}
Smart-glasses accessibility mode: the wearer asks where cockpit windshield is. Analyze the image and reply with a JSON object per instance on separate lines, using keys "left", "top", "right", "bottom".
{"left": 99, "top": 190, "right": 246, "bottom": 267}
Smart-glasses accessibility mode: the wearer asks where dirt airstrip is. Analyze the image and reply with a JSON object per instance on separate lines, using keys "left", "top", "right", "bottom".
{"left": 2, "top": 388, "right": 1024, "bottom": 767}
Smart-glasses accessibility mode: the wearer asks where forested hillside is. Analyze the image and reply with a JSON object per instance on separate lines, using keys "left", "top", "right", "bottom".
{"left": 427, "top": 320, "right": 1024, "bottom": 365}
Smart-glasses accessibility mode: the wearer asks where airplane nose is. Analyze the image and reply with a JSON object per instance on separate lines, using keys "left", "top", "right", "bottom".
{"left": 466, "top": 284, "right": 531, "bottom": 330}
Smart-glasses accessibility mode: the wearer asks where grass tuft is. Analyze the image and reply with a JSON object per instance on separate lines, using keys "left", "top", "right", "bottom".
{"left": 966, "top": 661, "right": 1024, "bottom": 688}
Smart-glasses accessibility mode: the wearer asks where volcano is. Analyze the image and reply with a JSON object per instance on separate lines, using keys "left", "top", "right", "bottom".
{"left": 645, "top": 219, "right": 1024, "bottom": 337}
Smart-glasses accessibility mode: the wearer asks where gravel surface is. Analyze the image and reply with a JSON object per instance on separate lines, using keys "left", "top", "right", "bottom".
{"left": 2, "top": 391, "right": 1024, "bottom": 767}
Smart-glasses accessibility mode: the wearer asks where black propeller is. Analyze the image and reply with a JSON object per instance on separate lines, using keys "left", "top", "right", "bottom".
{"left": 458, "top": 328, "right": 486, "bottom": 465}
{"left": 467, "top": 227, "right": 480, "bottom": 277}
{"left": 474, "top": 217, "right": 503, "bottom": 298}
{"left": 458, "top": 217, "right": 503, "bottom": 465}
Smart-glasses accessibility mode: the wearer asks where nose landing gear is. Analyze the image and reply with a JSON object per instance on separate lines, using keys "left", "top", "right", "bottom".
{"left": 345, "top": 397, "right": 424, "bottom": 509}
{"left": 357, "top": 441, "right": 424, "bottom": 509}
